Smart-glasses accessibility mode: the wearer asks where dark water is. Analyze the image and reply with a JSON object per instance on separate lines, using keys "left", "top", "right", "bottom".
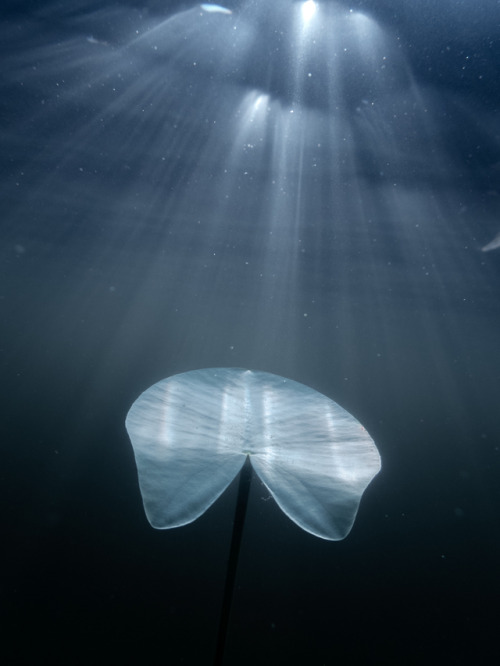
{"left": 1, "top": 1, "right": 500, "bottom": 664}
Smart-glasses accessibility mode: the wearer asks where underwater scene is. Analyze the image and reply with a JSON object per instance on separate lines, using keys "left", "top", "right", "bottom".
{"left": 1, "top": 1, "right": 500, "bottom": 664}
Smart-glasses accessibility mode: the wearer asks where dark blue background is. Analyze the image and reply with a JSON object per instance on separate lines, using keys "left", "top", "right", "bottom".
{"left": 1, "top": 1, "right": 500, "bottom": 664}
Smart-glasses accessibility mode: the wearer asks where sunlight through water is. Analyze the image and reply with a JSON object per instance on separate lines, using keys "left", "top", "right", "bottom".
{"left": 1, "top": 0, "right": 498, "bottom": 381}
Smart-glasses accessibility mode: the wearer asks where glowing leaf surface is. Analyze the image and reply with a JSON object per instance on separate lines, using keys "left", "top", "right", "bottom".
{"left": 126, "top": 368, "right": 381, "bottom": 540}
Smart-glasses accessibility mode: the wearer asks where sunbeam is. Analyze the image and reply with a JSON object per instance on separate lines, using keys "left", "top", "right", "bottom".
{"left": 3, "top": 2, "right": 500, "bottom": 664}
{"left": 2, "top": 0, "right": 498, "bottom": 376}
